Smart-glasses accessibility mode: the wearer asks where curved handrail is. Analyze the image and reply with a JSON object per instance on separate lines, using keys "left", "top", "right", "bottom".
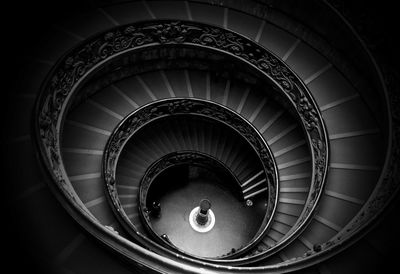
{"left": 34, "top": 19, "right": 329, "bottom": 271}
{"left": 103, "top": 98, "right": 277, "bottom": 263}
{"left": 137, "top": 150, "right": 258, "bottom": 258}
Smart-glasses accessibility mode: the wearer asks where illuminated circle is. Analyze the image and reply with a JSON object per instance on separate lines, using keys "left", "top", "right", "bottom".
{"left": 189, "top": 206, "right": 215, "bottom": 233}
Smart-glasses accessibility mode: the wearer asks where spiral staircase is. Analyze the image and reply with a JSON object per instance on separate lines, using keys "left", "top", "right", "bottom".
{"left": 5, "top": 0, "right": 399, "bottom": 273}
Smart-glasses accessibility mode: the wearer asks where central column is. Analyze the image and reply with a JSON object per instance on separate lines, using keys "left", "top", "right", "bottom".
{"left": 189, "top": 198, "right": 215, "bottom": 233}
{"left": 196, "top": 199, "right": 211, "bottom": 225}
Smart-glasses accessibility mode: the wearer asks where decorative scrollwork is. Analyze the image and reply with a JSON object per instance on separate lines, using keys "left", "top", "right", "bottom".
{"left": 104, "top": 98, "right": 277, "bottom": 224}
{"left": 103, "top": 99, "right": 278, "bottom": 261}
{"left": 35, "top": 20, "right": 328, "bottom": 264}
{"left": 136, "top": 151, "right": 252, "bottom": 258}
{"left": 193, "top": 27, "right": 245, "bottom": 54}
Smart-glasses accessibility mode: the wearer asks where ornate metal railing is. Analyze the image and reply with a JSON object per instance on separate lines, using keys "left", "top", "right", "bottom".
{"left": 137, "top": 150, "right": 262, "bottom": 259}
{"left": 103, "top": 98, "right": 277, "bottom": 262}
{"left": 34, "top": 18, "right": 331, "bottom": 271}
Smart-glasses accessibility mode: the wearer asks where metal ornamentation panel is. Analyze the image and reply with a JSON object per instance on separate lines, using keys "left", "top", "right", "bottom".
{"left": 137, "top": 151, "right": 257, "bottom": 258}
{"left": 103, "top": 98, "right": 278, "bottom": 262}
{"left": 34, "top": 20, "right": 330, "bottom": 270}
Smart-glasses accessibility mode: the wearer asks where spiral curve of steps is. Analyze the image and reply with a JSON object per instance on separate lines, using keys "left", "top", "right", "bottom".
{"left": 5, "top": 0, "right": 399, "bottom": 273}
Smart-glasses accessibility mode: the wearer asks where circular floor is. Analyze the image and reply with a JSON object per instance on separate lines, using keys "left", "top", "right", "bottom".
{"left": 150, "top": 178, "right": 265, "bottom": 258}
